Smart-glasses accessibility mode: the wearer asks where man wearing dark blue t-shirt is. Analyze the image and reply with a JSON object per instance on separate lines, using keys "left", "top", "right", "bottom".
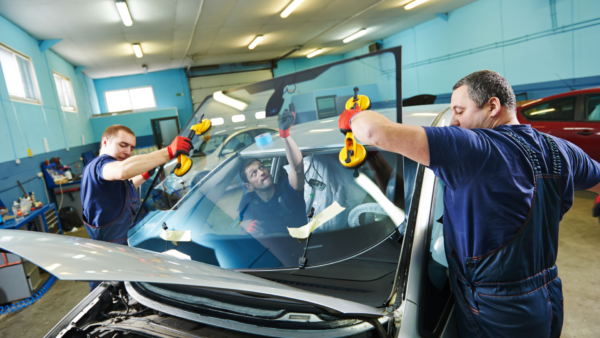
{"left": 82, "top": 125, "right": 192, "bottom": 246}
{"left": 340, "top": 70, "right": 600, "bottom": 338}
{"left": 237, "top": 106, "right": 307, "bottom": 236}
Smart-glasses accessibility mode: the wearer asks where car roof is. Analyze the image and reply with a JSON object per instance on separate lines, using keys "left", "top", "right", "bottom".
{"left": 519, "top": 87, "right": 600, "bottom": 109}
{"left": 241, "top": 104, "right": 450, "bottom": 157}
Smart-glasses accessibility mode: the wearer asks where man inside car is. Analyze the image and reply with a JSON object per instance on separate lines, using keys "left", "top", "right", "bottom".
{"left": 340, "top": 70, "right": 600, "bottom": 338}
{"left": 237, "top": 104, "right": 307, "bottom": 235}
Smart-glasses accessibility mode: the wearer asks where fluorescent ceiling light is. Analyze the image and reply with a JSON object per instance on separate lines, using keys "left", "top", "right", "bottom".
{"left": 343, "top": 29, "right": 367, "bottom": 43}
{"left": 132, "top": 43, "right": 143, "bottom": 58}
{"left": 307, "top": 49, "right": 323, "bottom": 58}
{"left": 234, "top": 126, "right": 247, "bottom": 129}
{"left": 281, "top": 0, "right": 304, "bottom": 18}
{"left": 309, "top": 129, "right": 333, "bottom": 132}
{"left": 213, "top": 91, "right": 248, "bottom": 110}
{"left": 255, "top": 111, "right": 266, "bottom": 119}
{"left": 248, "top": 36, "right": 263, "bottom": 50}
{"left": 115, "top": 0, "right": 133, "bottom": 26}
{"left": 405, "top": 0, "right": 429, "bottom": 10}
{"left": 232, "top": 114, "right": 246, "bottom": 123}
{"left": 210, "top": 117, "right": 224, "bottom": 126}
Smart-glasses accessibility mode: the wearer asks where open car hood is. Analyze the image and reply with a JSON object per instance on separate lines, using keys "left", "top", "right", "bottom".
{"left": 0, "top": 230, "right": 385, "bottom": 318}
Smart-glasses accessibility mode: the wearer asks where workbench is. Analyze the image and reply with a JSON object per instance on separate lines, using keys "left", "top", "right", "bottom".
{"left": 0, "top": 204, "right": 62, "bottom": 303}
{"left": 0, "top": 203, "right": 63, "bottom": 234}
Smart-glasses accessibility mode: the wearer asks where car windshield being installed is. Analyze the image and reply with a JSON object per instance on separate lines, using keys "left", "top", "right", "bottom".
{"left": 131, "top": 49, "right": 407, "bottom": 270}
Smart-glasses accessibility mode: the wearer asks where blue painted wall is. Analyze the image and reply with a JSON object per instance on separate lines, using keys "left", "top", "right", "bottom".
{"left": 277, "top": 0, "right": 600, "bottom": 103}
{"left": 0, "top": 14, "right": 98, "bottom": 207}
{"left": 93, "top": 69, "right": 194, "bottom": 130}
{"left": 90, "top": 107, "right": 179, "bottom": 148}
{"left": 377, "top": 0, "right": 600, "bottom": 101}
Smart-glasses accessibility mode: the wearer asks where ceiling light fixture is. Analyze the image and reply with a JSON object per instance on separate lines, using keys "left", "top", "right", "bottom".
{"left": 213, "top": 91, "right": 248, "bottom": 110}
{"left": 248, "top": 36, "right": 263, "bottom": 50}
{"left": 232, "top": 115, "right": 246, "bottom": 123}
{"left": 405, "top": 0, "right": 429, "bottom": 10}
{"left": 343, "top": 29, "right": 367, "bottom": 43}
{"left": 132, "top": 43, "right": 143, "bottom": 58}
{"left": 281, "top": 0, "right": 304, "bottom": 18}
{"left": 307, "top": 49, "right": 323, "bottom": 58}
{"left": 211, "top": 118, "right": 225, "bottom": 126}
{"left": 115, "top": 0, "right": 133, "bottom": 26}
{"left": 255, "top": 111, "right": 266, "bottom": 119}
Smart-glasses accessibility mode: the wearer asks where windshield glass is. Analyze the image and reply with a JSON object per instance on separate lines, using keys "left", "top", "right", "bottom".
{"left": 132, "top": 48, "right": 404, "bottom": 270}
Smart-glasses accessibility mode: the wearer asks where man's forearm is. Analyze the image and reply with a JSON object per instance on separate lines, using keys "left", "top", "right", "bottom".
{"left": 103, "top": 148, "right": 170, "bottom": 181}
{"left": 282, "top": 136, "right": 304, "bottom": 190}
{"left": 351, "top": 110, "right": 431, "bottom": 166}
{"left": 131, "top": 175, "right": 147, "bottom": 188}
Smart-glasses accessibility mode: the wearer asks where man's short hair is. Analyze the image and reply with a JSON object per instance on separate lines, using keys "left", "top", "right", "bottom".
{"left": 101, "top": 125, "right": 135, "bottom": 148}
{"left": 239, "top": 159, "right": 262, "bottom": 183}
{"left": 453, "top": 70, "right": 516, "bottom": 113}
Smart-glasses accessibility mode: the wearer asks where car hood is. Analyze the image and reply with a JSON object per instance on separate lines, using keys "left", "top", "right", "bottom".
{"left": 0, "top": 230, "right": 385, "bottom": 318}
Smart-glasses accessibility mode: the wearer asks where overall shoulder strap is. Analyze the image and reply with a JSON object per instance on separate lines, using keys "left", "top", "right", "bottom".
{"left": 502, "top": 130, "right": 543, "bottom": 175}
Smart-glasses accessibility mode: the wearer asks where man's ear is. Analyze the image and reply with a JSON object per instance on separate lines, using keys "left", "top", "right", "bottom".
{"left": 489, "top": 97, "right": 502, "bottom": 117}
{"left": 101, "top": 137, "right": 108, "bottom": 148}
{"left": 244, "top": 183, "right": 253, "bottom": 191}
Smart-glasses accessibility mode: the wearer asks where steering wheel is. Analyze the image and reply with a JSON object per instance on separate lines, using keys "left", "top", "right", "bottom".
{"left": 348, "top": 203, "right": 388, "bottom": 228}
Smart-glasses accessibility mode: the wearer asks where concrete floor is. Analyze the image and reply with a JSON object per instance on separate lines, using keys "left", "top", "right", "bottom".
{"left": 0, "top": 192, "right": 599, "bottom": 337}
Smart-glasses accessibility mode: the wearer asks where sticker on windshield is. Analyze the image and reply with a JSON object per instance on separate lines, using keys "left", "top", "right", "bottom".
{"left": 287, "top": 202, "right": 345, "bottom": 239}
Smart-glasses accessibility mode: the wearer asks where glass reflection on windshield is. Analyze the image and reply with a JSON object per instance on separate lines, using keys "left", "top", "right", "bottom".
{"left": 132, "top": 49, "right": 405, "bottom": 270}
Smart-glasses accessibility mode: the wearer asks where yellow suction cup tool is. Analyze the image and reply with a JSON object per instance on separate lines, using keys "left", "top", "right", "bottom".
{"left": 174, "top": 155, "right": 193, "bottom": 177}
{"left": 345, "top": 94, "right": 371, "bottom": 111}
{"left": 174, "top": 118, "right": 213, "bottom": 177}
{"left": 339, "top": 132, "right": 367, "bottom": 169}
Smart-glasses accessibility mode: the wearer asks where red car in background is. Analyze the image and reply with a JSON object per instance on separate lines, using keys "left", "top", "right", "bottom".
{"left": 517, "top": 88, "right": 600, "bottom": 162}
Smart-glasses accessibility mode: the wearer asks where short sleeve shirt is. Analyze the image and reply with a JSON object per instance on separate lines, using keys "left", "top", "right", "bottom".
{"left": 81, "top": 155, "right": 137, "bottom": 227}
{"left": 237, "top": 177, "right": 308, "bottom": 233}
{"left": 423, "top": 124, "right": 600, "bottom": 262}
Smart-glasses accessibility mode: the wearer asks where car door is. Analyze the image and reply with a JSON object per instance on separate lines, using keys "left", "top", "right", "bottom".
{"left": 577, "top": 93, "right": 600, "bottom": 162}
{"left": 520, "top": 96, "right": 579, "bottom": 144}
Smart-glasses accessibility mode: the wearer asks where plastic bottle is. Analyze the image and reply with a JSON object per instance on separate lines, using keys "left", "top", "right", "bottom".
{"left": 13, "top": 201, "right": 23, "bottom": 222}
{"left": 21, "top": 196, "right": 32, "bottom": 215}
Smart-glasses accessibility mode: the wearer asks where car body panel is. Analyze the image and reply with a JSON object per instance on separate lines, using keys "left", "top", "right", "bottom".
{"left": 241, "top": 105, "right": 449, "bottom": 157}
{"left": 0, "top": 230, "right": 385, "bottom": 317}
{"left": 517, "top": 88, "right": 600, "bottom": 162}
{"left": 125, "top": 282, "right": 388, "bottom": 338}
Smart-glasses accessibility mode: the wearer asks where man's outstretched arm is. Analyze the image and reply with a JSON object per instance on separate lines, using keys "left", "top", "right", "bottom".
{"left": 282, "top": 136, "right": 304, "bottom": 191}
{"left": 279, "top": 104, "right": 304, "bottom": 191}
{"left": 103, "top": 136, "right": 192, "bottom": 181}
{"left": 350, "top": 110, "right": 431, "bottom": 166}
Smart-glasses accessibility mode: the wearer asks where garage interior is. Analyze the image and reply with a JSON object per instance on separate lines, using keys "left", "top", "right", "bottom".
{"left": 0, "top": 0, "right": 599, "bottom": 337}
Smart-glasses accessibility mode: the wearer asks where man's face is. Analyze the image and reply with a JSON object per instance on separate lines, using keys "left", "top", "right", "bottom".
{"left": 244, "top": 161, "right": 273, "bottom": 191}
{"left": 450, "top": 85, "right": 491, "bottom": 129}
{"left": 101, "top": 131, "right": 136, "bottom": 161}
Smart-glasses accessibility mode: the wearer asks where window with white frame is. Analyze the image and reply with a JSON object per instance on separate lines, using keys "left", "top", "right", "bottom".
{"left": 53, "top": 72, "right": 77, "bottom": 112}
{"left": 104, "top": 86, "right": 156, "bottom": 113}
{"left": 0, "top": 43, "right": 42, "bottom": 104}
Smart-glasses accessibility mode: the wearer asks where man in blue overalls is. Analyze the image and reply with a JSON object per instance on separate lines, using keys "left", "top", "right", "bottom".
{"left": 82, "top": 125, "right": 192, "bottom": 289}
{"left": 340, "top": 70, "right": 600, "bottom": 337}
{"left": 237, "top": 106, "right": 307, "bottom": 235}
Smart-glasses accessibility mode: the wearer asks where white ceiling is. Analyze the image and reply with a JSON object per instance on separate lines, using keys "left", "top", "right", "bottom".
{"left": 0, "top": 0, "right": 476, "bottom": 79}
